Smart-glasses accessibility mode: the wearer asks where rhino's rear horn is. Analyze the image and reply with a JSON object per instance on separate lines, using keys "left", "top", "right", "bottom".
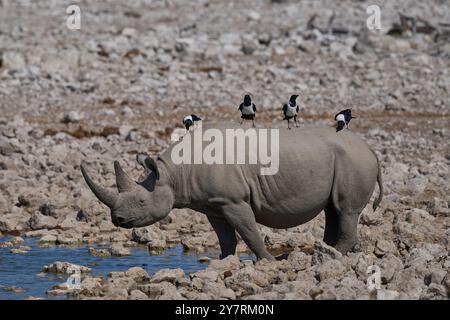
{"left": 80, "top": 162, "right": 118, "bottom": 208}
{"left": 114, "top": 161, "right": 136, "bottom": 193}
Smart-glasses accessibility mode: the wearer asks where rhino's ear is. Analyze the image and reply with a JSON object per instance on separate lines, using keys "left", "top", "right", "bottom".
{"left": 144, "top": 157, "right": 160, "bottom": 180}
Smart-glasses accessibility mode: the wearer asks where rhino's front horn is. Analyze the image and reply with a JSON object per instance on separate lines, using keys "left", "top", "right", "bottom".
{"left": 114, "top": 161, "right": 136, "bottom": 193}
{"left": 80, "top": 162, "right": 118, "bottom": 208}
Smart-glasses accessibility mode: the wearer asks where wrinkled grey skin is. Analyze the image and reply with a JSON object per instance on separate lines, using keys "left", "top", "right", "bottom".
{"left": 81, "top": 123, "right": 383, "bottom": 260}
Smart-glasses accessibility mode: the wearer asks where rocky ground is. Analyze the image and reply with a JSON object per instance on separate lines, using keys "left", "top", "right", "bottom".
{"left": 0, "top": 0, "right": 449, "bottom": 300}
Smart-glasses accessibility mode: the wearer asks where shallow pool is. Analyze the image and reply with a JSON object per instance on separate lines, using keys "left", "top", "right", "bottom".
{"left": 0, "top": 236, "right": 213, "bottom": 300}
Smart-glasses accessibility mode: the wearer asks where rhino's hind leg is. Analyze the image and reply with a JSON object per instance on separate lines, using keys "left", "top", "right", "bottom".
{"left": 207, "top": 216, "right": 237, "bottom": 259}
{"left": 334, "top": 212, "right": 359, "bottom": 253}
{"left": 328, "top": 152, "right": 375, "bottom": 254}
{"left": 323, "top": 203, "right": 338, "bottom": 247}
{"left": 324, "top": 203, "right": 359, "bottom": 253}
{"left": 220, "top": 202, "right": 274, "bottom": 261}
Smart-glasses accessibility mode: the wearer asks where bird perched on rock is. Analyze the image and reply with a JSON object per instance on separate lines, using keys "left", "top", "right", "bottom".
{"left": 238, "top": 94, "right": 257, "bottom": 127}
{"left": 182, "top": 114, "right": 202, "bottom": 131}
{"left": 282, "top": 94, "right": 300, "bottom": 129}
{"left": 335, "top": 109, "right": 355, "bottom": 132}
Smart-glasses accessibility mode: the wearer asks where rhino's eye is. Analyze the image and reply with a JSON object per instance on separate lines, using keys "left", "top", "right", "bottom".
{"left": 139, "top": 198, "right": 145, "bottom": 205}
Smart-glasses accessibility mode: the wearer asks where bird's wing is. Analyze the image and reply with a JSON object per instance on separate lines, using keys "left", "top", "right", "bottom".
{"left": 238, "top": 103, "right": 243, "bottom": 111}
{"left": 296, "top": 105, "right": 299, "bottom": 112}
{"left": 191, "top": 114, "right": 201, "bottom": 121}
{"left": 252, "top": 103, "right": 256, "bottom": 112}
{"left": 282, "top": 104, "right": 288, "bottom": 113}
{"left": 343, "top": 111, "right": 352, "bottom": 122}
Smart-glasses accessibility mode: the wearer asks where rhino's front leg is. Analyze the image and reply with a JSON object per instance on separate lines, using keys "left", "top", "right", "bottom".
{"left": 206, "top": 215, "right": 237, "bottom": 259}
{"left": 220, "top": 202, "right": 274, "bottom": 261}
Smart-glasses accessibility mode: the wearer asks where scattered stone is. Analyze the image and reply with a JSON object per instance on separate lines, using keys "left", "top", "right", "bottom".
{"left": 88, "top": 247, "right": 111, "bottom": 257}
{"left": 109, "top": 243, "right": 131, "bottom": 256}
{"left": 147, "top": 239, "right": 166, "bottom": 255}
{"left": 208, "top": 255, "right": 240, "bottom": 272}
{"left": 28, "top": 212, "right": 58, "bottom": 230}
{"left": 1, "top": 52, "right": 26, "bottom": 70}
{"left": 39, "top": 203, "right": 57, "bottom": 217}
{"left": 374, "top": 239, "right": 398, "bottom": 257}
{"left": 129, "top": 289, "right": 148, "bottom": 300}
{"left": 124, "top": 267, "right": 150, "bottom": 283}
{"left": 312, "top": 241, "right": 343, "bottom": 265}
{"left": 4, "top": 286, "right": 25, "bottom": 294}
{"left": 43, "top": 262, "right": 91, "bottom": 274}
{"left": 197, "top": 256, "right": 211, "bottom": 263}
{"left": 288, "top": 250, "right": 312, "bottom": 271}
{"left": 76, "top": 276, "right": 104, "bottom": 297}
{"left": 151, "top": 268, "right": 185, "bottom": 285}
{"left": 10, "top": 246, "right": 31, "bottom": 254}
{"left": 62, "top": 111, "right": 84, "bottom": 124}
{"left": 420, "top": 283, "right": 448, "bottom": 300}
{"left": 0, "top": 241, "right": 15, "bottom": 248}
{"left": 315, "top": 259, "right": 347, "bottom": 281}
{"left": 39, "top": 234, "right": 57, "bottom": 246}
{"left": 377, "top": 289, "right": 399, "bottom": 300}
{"left": 379, "top": 253, "right": 404, "bottom": 284}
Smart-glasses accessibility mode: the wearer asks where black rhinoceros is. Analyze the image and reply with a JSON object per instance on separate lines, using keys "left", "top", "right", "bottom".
{"left": 81, "top": 123, "right": 382, "bottom": 260}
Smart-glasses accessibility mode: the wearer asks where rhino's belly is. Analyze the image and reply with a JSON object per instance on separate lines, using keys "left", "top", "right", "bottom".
{"left": 252, "top": 194, "right": 329, "bottom": 229}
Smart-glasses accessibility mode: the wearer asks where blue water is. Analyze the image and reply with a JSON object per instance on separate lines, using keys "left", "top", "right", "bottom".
{"left": 0, "top": 236, "right": 214, "bottom": 300}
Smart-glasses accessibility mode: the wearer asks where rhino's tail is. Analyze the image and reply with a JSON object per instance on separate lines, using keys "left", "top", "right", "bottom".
{"left": 372, "top": 152, "right": 383, "bottom": 211}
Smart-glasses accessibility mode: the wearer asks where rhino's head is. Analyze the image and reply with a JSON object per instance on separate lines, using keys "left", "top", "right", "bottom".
{"left": 80, "top": 160, "right": 174, "bottom": 228}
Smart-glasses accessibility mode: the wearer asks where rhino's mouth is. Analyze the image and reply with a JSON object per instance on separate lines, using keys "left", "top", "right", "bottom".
{"left": 112, "top": 215, "right": 152, "bottom": 228}
{"left": 112, "top": 216, "right": 135, "bottom": 228}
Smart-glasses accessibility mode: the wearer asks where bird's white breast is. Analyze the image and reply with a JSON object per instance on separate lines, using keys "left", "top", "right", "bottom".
{"left": 285, "top": 104, "right": 297, "bottom": 117}
{"left": 241, "top": 104, "right": 255, "bottom": 115}
{"left": 183, "top": 115, "right": 193, "bottom": 123}
{"left": 336, "top": 114, "right": 345, "bottom": 122}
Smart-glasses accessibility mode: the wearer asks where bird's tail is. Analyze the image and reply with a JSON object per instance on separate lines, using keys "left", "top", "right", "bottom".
{"left": 372, "top": 152, "right": 383, "bottom": 211}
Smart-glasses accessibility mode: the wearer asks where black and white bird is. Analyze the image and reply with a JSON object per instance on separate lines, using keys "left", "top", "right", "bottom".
{"left": 282, "top": 94, "right": 300, "bottom": 129}
{"left": 182, "top": 114, "right": 202, "bottom": 131}
{"left": 238, "top": 94, "right": 257, "bottom": 127}
{"left": 335, "top": 109, "right": 355, "bottom": 132}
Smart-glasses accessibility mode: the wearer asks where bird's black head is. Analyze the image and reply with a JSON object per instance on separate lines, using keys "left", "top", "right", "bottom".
{"left": 184, "top": 119, "right": 193, "bottom": 130}
{"left": 289, "top": 95, "right": 299, "bottom": 103}
{"left": 243, "top": 95, "right": 252, "bottom": 106}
